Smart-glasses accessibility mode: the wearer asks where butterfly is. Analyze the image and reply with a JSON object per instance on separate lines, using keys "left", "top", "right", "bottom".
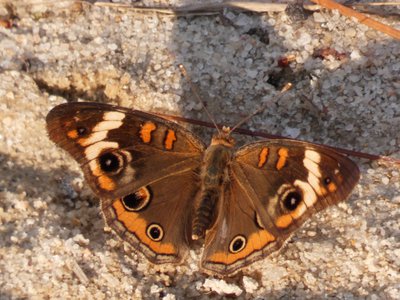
{"left": 46, "top": 101, "right": 359, "bottom": 276}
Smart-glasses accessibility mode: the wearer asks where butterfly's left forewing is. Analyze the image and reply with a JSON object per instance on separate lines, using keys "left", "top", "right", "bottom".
{"left": 46, "top": 102, "right": 206, "bottom": 264}
{"left": 201, "top": 139, "right": 359, "bottom": 275}
{"left": 46, "top": 102, "right": 205, "bottom": 199}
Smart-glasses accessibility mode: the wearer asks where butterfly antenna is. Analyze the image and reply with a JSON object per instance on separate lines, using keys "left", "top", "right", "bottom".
{"left": 229, "top": 83, "right": 293, "bottom": 134}
{"left": 179, "top": 64, "right": 221, "bottom": 135}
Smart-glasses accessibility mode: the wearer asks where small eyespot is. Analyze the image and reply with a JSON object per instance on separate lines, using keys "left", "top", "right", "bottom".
{"left": 99, "top": 152, "right": 121, "bottom": 173}
{"left": 283, "top": 191, "right": 302, "bottom": 211}
{"left": 77, "top": 126, "right": 87, "bottom": 136}
{"left": 121, "top": 187, "right": 151, "bottom": 212}
{"left": 324, "top": 177, "right": 332, "bottom": 185}
{"left": 146, "top": 224, "right": 163, "bottom": 241}
{"left": 229, "top": 235, "right": 247, "bottom": 254}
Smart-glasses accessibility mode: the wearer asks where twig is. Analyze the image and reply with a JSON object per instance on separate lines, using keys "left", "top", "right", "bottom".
{"left": 92, "top": 1, "right": 296, "bottom": 14}
{"left": 310, "top": 0, "right": 400, "bottom": 40}
{"left": 350, "top": 2, "right": 400, "bottom": 6}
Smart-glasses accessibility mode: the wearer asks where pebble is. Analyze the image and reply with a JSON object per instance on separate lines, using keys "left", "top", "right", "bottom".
{"left": 202, "top": 279, "right": 242, "bottom": 296}
{"left": 243, "top": 276, "right": 259, "bottom": 294}
{"left": 313, "top": 13, "right": 326, "bottom": 23}
{"left": 345, "top": 124, "right": 354, "bottom": 131}
{"left": 297, "top": 32, "right": 312, "bottom": 46}
{"left": 345, "top": 28, "right": 357, "bottom": 38}
{"left": 107, "top": 43, "right": 118, "bottom": 51}
{"left": 285, "top": 127, "right": 301, "bottom": 138}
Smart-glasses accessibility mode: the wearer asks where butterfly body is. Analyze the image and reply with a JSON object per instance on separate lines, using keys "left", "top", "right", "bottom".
{"left": 193, "top": 131, "right": 235, "bottom": 240}
{"left": 46, "top": 102, "right": 359, "bottom": 276}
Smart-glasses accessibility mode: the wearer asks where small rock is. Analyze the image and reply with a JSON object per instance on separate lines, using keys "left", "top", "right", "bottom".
{"left": 246, "top": 69, "right": 258, "bottom": 79}
{"left": 94, "top": 37, "right": 103, "bottom": 44}
{"left": 162, "top": 294, "right": 176, "bottom": 300}
{"left": 313, "top": 13, "right": 326, "bottom": 23}
{"left": 345, "top": 28, "right": 356, "bottom": 38}
{"left": 107, "top": 43, "right": 118, "bottom": 51}
{"left": 348, "top": 75, "right": 361, "bottom": 83}
{"left": 304, "top": 272, "right": 316, "bottom": 285}
{"left": 73, "top": 234, "right": 89, "bottom": 246}
{"left": 345, "top": 124, "right": 354, "bottom": 131}
{"left": 350, "top": 50, "right": 362, "bottom": 60}
{"left": 202, "top": 278, "right": 242, "bottom": 296}
{"left": 150, "top": 284, "right": 162, "bottom": 294}
{"left": 297, "top": 32, "right": 311, "bottom": 46}
{"left": 243, "top": 276, "right": 259, "bottom": 294}
{"left": 285, "top": 127, "right": 301, "bottom": 138}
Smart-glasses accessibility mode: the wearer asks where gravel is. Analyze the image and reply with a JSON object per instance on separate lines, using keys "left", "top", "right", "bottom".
{"left": 0, "top": 0, "right": 399, "bottom": 299}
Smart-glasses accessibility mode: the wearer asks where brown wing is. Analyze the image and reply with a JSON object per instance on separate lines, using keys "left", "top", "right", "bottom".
{"left": 46, "top": 102, "right": 205, "bottom": 263}
{"left": 102, "top": 170, "right": 200, "bottom": 264}
{"left": 201, "top": 139, "right": 359, "bottom": 275}
{"left": 46, "top": 102, "right": 205, "bottom": 199}
{"left": 200, "top": 176, "right": 281, "bottom": 275}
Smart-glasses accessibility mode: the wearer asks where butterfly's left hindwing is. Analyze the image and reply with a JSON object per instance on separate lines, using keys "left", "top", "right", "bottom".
{"left": 201, "top": 177, "right": 283, "bottom": 275}
{"left": 101, "top": 171, "right": 200, "bottom": 264}
{"left": 201, "top": 140, "right": 359, "bottom": 275}
{"left": 46, "top": 102, "right": 206, "bottom": 264}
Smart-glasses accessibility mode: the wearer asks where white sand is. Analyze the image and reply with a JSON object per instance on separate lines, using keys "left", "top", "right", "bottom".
{"left": 0, "top": 1, "right": 399, "bottom": 299}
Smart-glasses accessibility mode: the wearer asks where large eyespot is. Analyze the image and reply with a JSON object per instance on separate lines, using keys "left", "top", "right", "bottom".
{"left": 146, "top": 224, "right": 164, "bottom": 241}
{"left": 283, "top": 191, "right": 302, "bottom": 211}
{"left": 229, "top": 235, "right": 247, "bottom": 254}
{"left": 99, "top": 152, "right": 123, "bottom": 173}
{"left": 121, "top": 187, "right": 151, "bottom": 212}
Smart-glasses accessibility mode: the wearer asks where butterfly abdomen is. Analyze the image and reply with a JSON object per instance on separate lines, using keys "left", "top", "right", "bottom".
{"left": 192, "top": 188, "right": 219, "bottom": 240}
{"left": 192, "top": 140, "right": 233, "bottom": 240}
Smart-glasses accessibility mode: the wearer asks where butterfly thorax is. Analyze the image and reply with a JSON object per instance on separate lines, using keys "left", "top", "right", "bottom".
{"left": 192, "top": 132, "right": 234, "bottom": 240}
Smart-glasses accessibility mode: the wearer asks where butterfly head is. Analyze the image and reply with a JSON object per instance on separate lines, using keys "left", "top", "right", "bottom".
{"left": 210, "top": 126, "right": 235, "bottom": 148}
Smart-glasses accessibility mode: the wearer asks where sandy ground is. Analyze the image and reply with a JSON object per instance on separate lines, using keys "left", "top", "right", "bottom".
{"left": 0, "top": 0, "right": 399, "bottom": 299}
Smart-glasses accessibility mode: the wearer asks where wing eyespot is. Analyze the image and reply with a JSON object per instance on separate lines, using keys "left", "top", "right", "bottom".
{"left": 67, "top": 125, "right": 88, "bottom": 139}
{"left": 283, "top": 191, "right": 302, "bottom": 211}
{"left": 276, "top": 185, "right": 303, "bottom": 213}
{"left": 97, "top": 149, "right": 132, "bottom": 175}
{"left": 146, "top": 224, "right": 164, "bottom": 242}
{"left": 323, "top": 177, "right": 332, "bottom": 185}
{"left": 229, "top": 235, "right": 247, "bottom": 254}
{"left": 121, "top": 187, "right": 152, "bottom": 212}
{"left": 323, "top": 176, "right": 338, "bottom": 192}
{"left": 99, "top": 152, "right": 122, "bottom": 173}
{"left": 77, "top": 126, "right": 87, "bottom": 136}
